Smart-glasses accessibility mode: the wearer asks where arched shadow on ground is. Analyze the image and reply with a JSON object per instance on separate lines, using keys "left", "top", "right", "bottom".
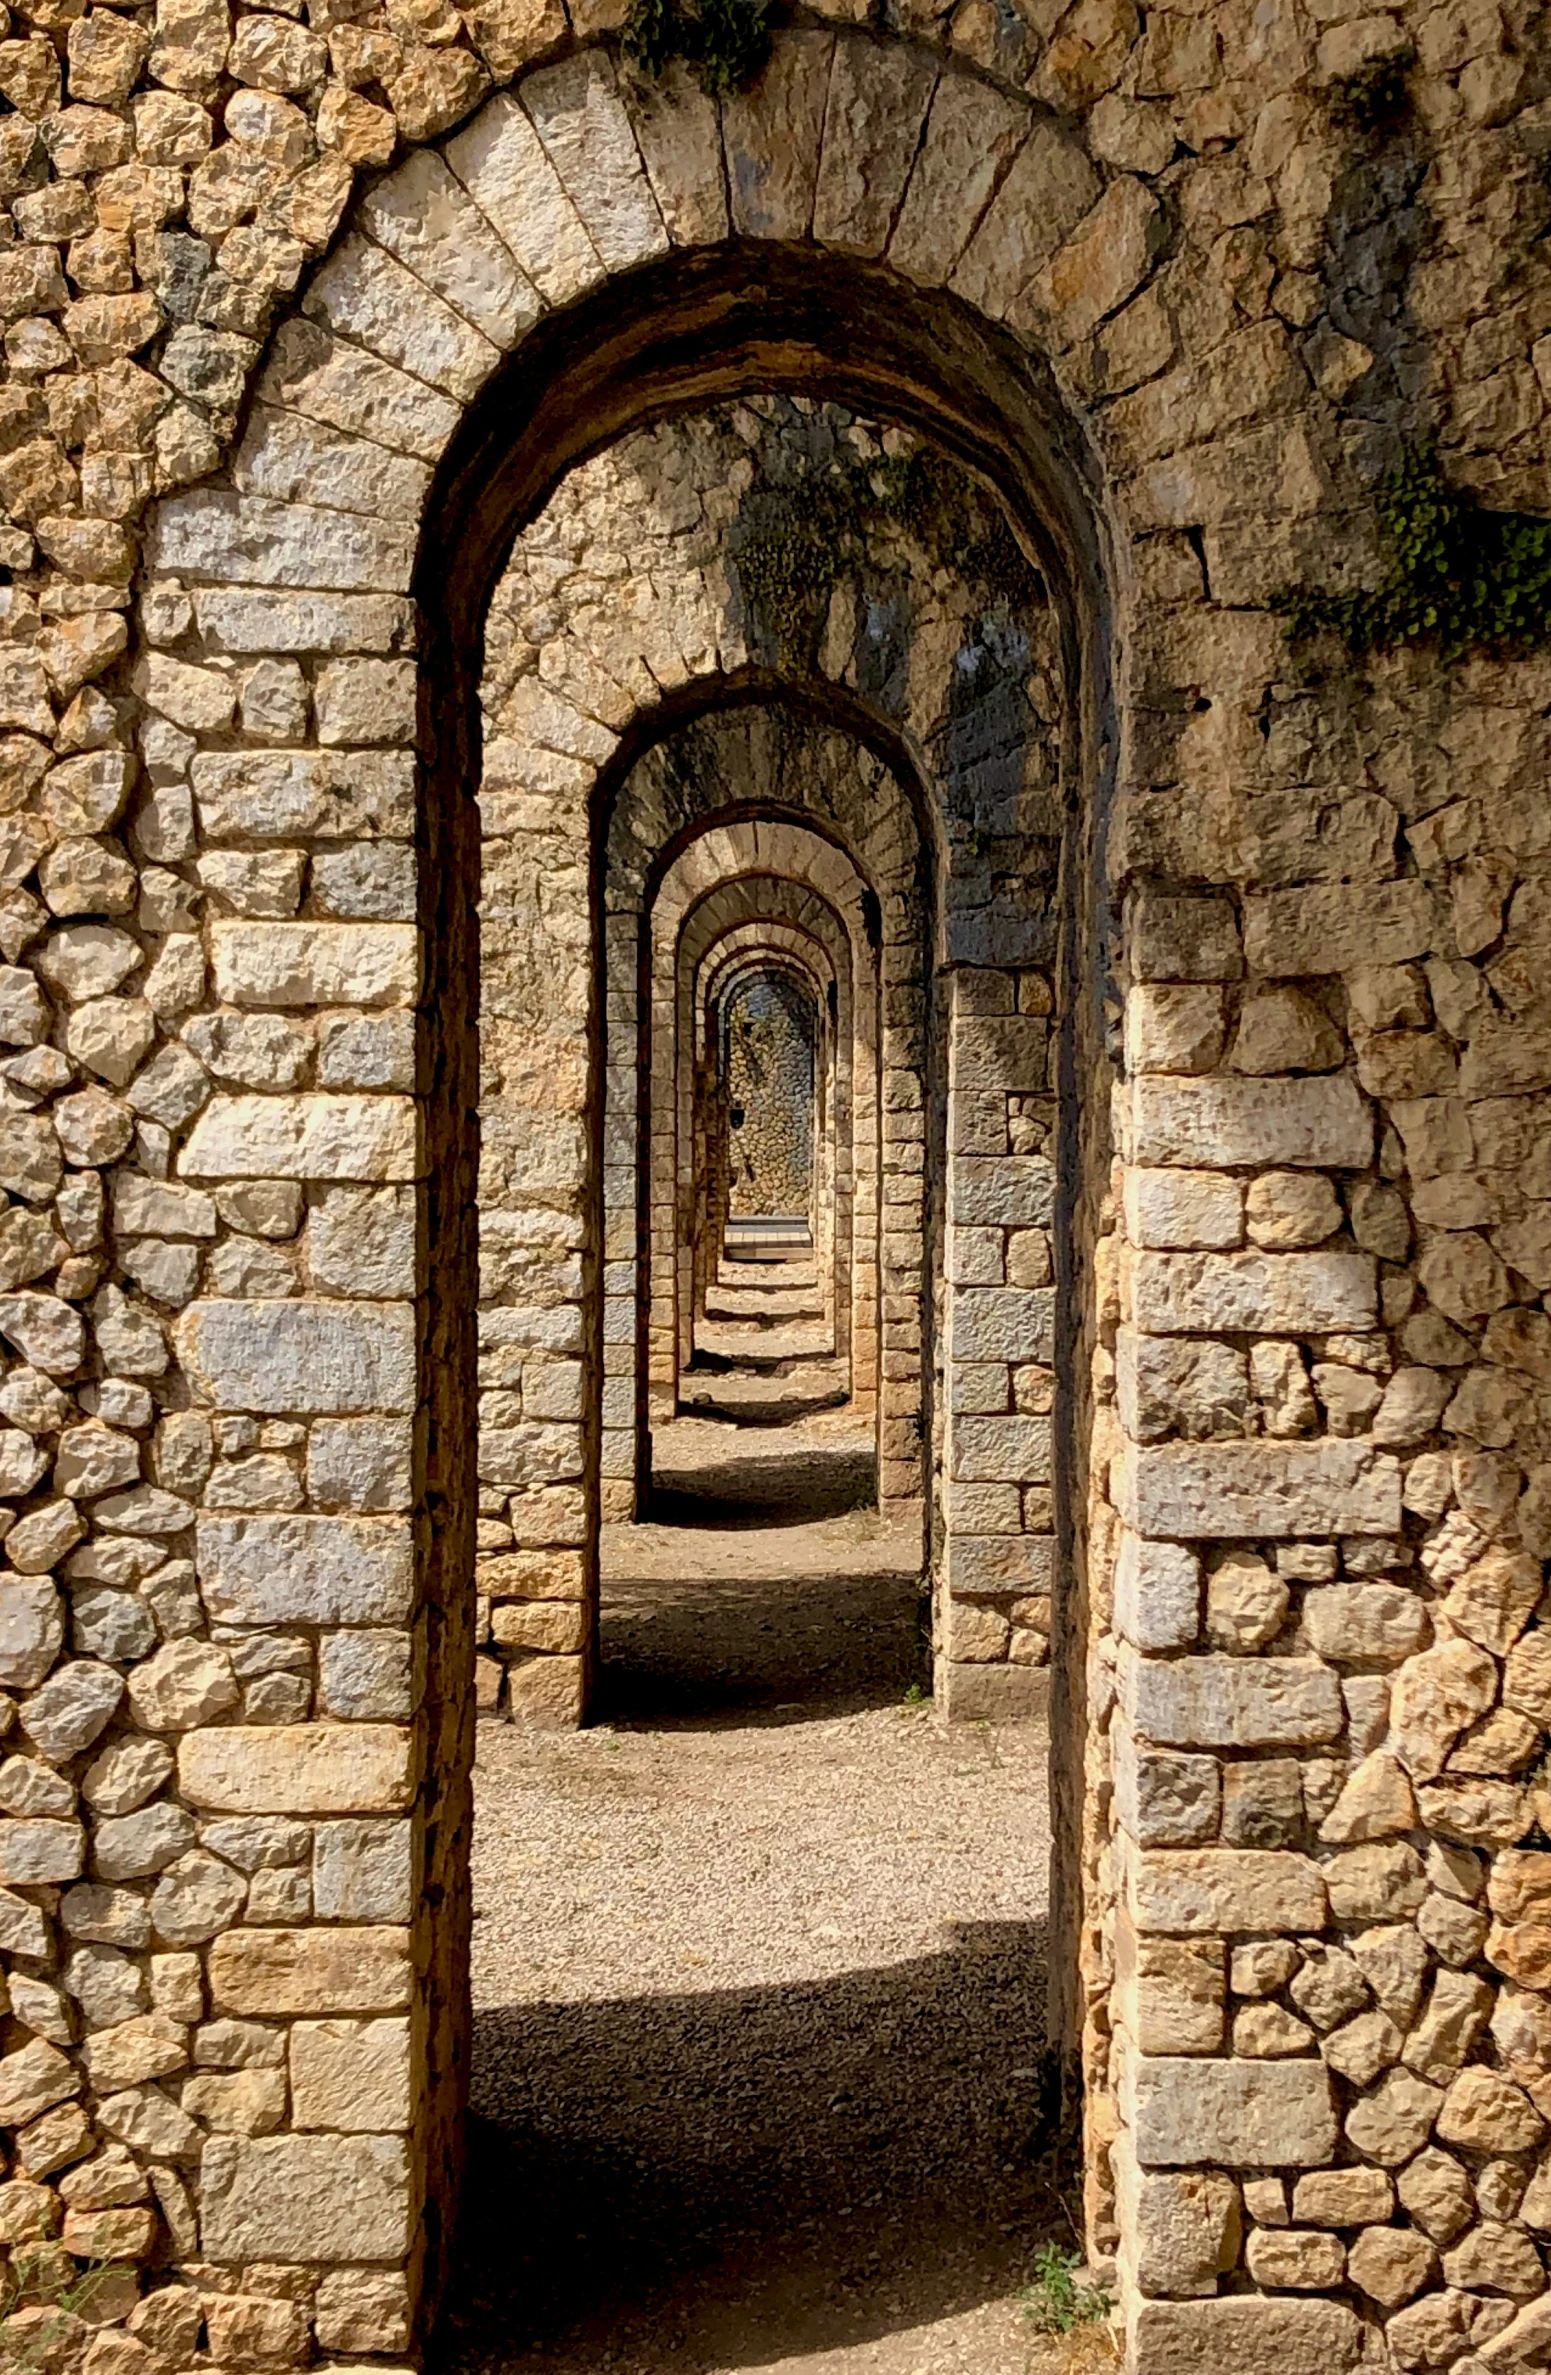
{"left": 643, "top": 1443, "right": 878, "bottom": 1528}
{"left": 434, "top": 1923, "right": 1058, "bottom": 2375}
{"left": 597, "top": 1557, "right": 927, "bottom": 1725}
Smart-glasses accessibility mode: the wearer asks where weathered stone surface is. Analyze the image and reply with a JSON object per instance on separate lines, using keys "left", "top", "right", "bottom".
{"left": 1129, "top": 2298, "right": 1360, "bottom": 2375}
{"left": 1126, "top": 2054, "right": 1339, "bottom": 2167}
{"left": 1302, "top": 1584, "right": 1429, "bottom": 1665}
{"left": 1113, "top": 1536, "right": 1200, "bottom": 1652}
{"left": 198, "top": 1515, "right": 413, "bottom": 1624}
{"left": 198, "top": 2132, "right": 412, "bottom": 2262}
{"left": 1129, "top": 1849, "right": 1327, "bottom": 1935}
{"left": 176, "top": 1302, "right": 416, "bottom": 1412}
{"left": 1119, "top": 1647, "right": 1344, "bottom": 1748}
{"left": 179, "top": 1726, "right": 412, "bottom": 1815}
{"left": 289, "top": 2017, "right": 411, "bottom": 2130}
{"left": 208, "top": 1926, "right": 409, "bottom": 2017}
{"left": 1116, "top": 1440, "right": 1402, "bottom": 1539}
{"left": 210, "top": 921, "right": 418, "bottom": 1009}
{"left": 888, "top": 74, "right": 1027, "bottom": 289}
{"left": 1129, "top": 1074, "right": 1372, "bottom": 1171}
{"left": 1128, "top": 1250, "right": 1375, "bottom": 1335}
{"left": 179, "top": 1095, "right": 419, "bottom": 1181}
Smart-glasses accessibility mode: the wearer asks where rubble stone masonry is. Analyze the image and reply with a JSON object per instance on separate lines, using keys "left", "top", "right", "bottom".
{"left": 0, "top": 0, "right": 1544, "bottom": 2368}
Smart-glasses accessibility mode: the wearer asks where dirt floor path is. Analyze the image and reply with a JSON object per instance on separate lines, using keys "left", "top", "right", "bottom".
{"left": 436, "top": 1256, "right": 1103, "bottom": 2375}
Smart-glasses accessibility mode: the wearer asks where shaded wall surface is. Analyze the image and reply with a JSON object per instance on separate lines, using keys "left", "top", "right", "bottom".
{"left": 724, "top": 973, "right": 816, "bottom": 1219}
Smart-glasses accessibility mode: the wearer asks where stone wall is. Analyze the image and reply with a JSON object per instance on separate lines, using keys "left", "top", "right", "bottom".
{"left": 0, "top": 2, "right": 1543, "bottom": 2368}
{"left": 723, "top": 971, "right": 815, "bottom": 1221}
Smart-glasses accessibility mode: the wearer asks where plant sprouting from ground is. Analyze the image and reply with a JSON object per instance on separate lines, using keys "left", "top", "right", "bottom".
{"left": 1019, "top": 2242, "right": 1112, "bottom": 2337}
{"left": 623, "top": 0, "right": 771, "bottom": 96}
{"left": 1277, "top": 444, "right": 1551, "bottom": 662}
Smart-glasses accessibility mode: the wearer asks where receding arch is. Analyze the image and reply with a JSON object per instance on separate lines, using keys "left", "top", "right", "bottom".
{"left": 137, "top": 51, "right": 1123, "bottom": 2342}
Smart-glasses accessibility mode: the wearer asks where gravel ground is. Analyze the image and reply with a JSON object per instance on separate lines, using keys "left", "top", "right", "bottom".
{"left": 434, "top": 1275, "right": 1083, "bottom": 2375}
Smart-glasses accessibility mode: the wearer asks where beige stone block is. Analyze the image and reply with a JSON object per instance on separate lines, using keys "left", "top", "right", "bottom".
{"left": 1204, "top": 1554, "right": 1287, "bottom": 1652}
{"left": 507, "top": 1652, "right": 585, "bottom": 1728}
{"left": 1118, "top": 2159, "right": 1240, "bottom": 2298}
{"left": 446, "top": 91, "right": 603, "bottom": 305}
{"left": 812, "top": 39, "right": 936, "bottom": 259}
{"left": 1114, "top": 1536, "right": 1200, "bottom": 1652}
{"left": 193, "top": 588, "right": 415, "bottom": 659}
{"left": 304, "top": 236, "right": 500, "bottom": 405}
{"left": 617, "top": 59, "right": 727, "bottom": 246}
{"left": 950, "top": 116, "right": 1099, "bottom": 319}
{"left": 479, "top": 1546, "right": 586, "bottom": 1598}
{"left": 946, "top": 1412, "right": 1050, "bottom": 1483}
{"left": 888, "top": 73, "right": 1028, "bottom": 288}
{"left": 148, "top": 489, "right": 417, "bottom": 598}
{"left": 359, "top": 147, "right": 539, "bottom": 349}
{"left": 1302, "top": 1583, "right": 1429, "bottom": 1665}
{"left": 1126, "top": 2052, "right": 1340, "bottom": 2168}
{"left": 490, "top": 1599, "right": 586, "bottom": 1654}
{"left": 178, "top": 1725, "right": 413, "bottom": 1815}
{"left": 1129, "top": 1848, "right": 1327, "bottom": 1936}
{"left": 210, "top": 922, "right": 418, "bottom": 1009}
{"left": 289, "top": 2017, "right": 411, "bottom": 2132}
{"left": 176, "top": 1301, "right": 416, "bottom": 1413}
{"left": 1324, "top": 1841, "right": 1427, "bottom": 1921}
{"left": 520, "top": 50, "right": 668, "bottom": 273}
{"left": 1116, "top": 1438, "right": 1401, "bottom": 1539}
{"left": 180, "top": 2069, "right": 287, "bottom": 2136}
{"left": 191, "top": 747, "right": 415, "bottom": 840}
{"left": 1244, "top": 2226, "right": 1345, "bottom": 2289}
{"left": 1391, "top": 1638, "right": 1499, "bottom": 1781}
{"left": 198, "top": 2132, "right": 411, "bottom": 2263}
{"left": 1123, "top": 1168, "right": 1243, "bottom": 1251}
{"left": 179, "top": 1094, "right": 419, "bottom": 1182}
{"left": 944, "top": 1532, "right": 1053, "bottom": 1598}
{"left": 1243, "top": 879, "right": 1442, "bottom": 979}
{"left": 1437, "top": 2065, "right": 1546, "bottom": 2154}
{"left": 938, "top": 1661, "right": 1046, "bottom": 1723}
{"left": 1121, "top": 1933, "right": 1225, "bottom": 2054}
{"left": 312, "top": 2269, "right": 410, "bottom": 2355}
{"left": 1116, "top": 1330, "right": 1250, "bottom": 1446}
{"left": 198, "top": 1514, "right": 413, "bottom": 1624}
{"left": 1119, "top": 1646, "right": 1344, "bottom": 1749}
{"left": 1129, "top": 2298, "right": 1360, "bottom": 2375}
{"left": 232, "top": 400, "right": 431, "bottom": 532}
{"left": 1129, "top": 1072, "right": 1372, "bottom": 1171}
{"left": 209, "top": 1927, "right": 410, "bottom": 2018}
{"left": 1124, "top": 984, "right": 1226, "bottom": 1075}
{"left": 1318, "top": 1751, "right": 1417, "bottom": 1845}
{"left": 1127, "top": 1249, "right": 1375, "bottom": 1335}
{"left": 1291, "top": 2166, "right": 1393, "bottom": 2225}
{"left": 723, "top": 31, "right": 832, "bottom": 240}
{"left": 200, "top": 2295, "right": 310, "bottom": 2366}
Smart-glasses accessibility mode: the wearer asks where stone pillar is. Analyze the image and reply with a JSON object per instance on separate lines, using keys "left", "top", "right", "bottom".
{"left": 937, "top": 966, "right": 1057, "bottom": 1717}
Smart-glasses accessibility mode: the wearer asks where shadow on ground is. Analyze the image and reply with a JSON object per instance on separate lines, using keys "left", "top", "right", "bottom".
{"left": 434, "top": 1922, "right": 1057, "bottom": 2375}
{"left": 598, "top": 1556, "right": 926, "bottom": 1725}
{"left": 643, "top": 1442, "right": 880, "bottom": 1529}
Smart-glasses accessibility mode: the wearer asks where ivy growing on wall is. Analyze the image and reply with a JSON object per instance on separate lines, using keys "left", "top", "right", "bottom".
{"left": 1278, "top": 445, "right": 1551, "bottom": 662}
{"left": 733, "top": 450, "right": 1042, "bottom": 653}
{"left": 622, "top": 0, "right": 771, "bottom": 95}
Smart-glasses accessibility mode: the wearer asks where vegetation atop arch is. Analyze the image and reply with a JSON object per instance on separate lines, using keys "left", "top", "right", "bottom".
{"left": 623, "top": 0, "right": 772, "bottom": 94}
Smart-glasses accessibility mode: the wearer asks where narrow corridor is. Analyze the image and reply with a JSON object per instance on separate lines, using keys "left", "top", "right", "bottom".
{"left": 440, "top": 1250, "right": 1067, "bottom": 2375}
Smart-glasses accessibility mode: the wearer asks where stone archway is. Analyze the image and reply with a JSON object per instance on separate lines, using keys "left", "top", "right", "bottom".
{"left": 138, "top": 105, "right": 1113, "bottom": 2328}
{"left": 683, "top": 900, "right": 856, "bottom": 1418}
{"left": 1, "top": 14, "right": 1537, "bottom": 2373}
